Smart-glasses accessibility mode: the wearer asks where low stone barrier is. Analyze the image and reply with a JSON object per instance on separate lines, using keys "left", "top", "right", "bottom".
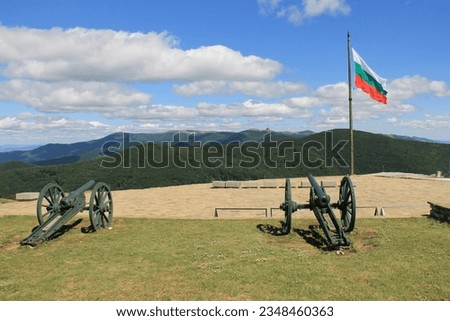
{"left": 261, "top": 180, "right": 277, "bottom": 188}
{"left": 225, "top": 181, "right": 241, "bottom": 188}
{"left": 16, "top": 192, "right": 40, "bottom": 201}
{"left": 211, "top": 181, "right": 226, "bottom": 188}
{"left": 241, "top": 181, "right": 258, "bottom": 188}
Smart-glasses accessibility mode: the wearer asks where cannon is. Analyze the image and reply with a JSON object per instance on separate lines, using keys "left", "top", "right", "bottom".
{"left": 279, "top": 174, "right": 356, "bottom": 247}
{"left": 20, "top": 180, "right": 113, "bottom": 246}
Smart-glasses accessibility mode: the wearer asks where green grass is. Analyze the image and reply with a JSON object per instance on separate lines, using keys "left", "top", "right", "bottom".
{"left": 0, "top": 216, "right": 449, "bottom": 301}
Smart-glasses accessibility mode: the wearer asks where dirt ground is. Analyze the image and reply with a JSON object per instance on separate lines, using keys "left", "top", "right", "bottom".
{"left": 2, "top": 173, "right": 450, "bottom": 221}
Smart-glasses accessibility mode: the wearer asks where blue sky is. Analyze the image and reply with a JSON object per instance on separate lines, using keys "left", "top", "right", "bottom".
{"left": 0, "top": 0, "right": 449, "bottom": 144}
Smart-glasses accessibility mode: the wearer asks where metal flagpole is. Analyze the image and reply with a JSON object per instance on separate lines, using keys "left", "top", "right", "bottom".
{"left": 347, "top": 31, "right": 354, "bottom": 175}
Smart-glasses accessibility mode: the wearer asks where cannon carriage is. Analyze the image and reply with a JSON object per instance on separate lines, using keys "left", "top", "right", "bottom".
{"left": 21, "top": 180, "right": 113, "bottom": 246}
{"left": 280, "top": 174, "right": 356, "bottom": 247}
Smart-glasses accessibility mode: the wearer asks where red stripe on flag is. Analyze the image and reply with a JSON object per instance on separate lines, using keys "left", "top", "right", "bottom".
{"left": 355, "top": 75, "right": 387, "bottom": 104}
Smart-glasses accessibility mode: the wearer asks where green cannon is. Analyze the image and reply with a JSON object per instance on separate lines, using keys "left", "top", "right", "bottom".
{"left": 279, "top": 174, "right": 356, "bottom": 247}
{"left": 20, "top": 180, "right": 113, "bottom": 246}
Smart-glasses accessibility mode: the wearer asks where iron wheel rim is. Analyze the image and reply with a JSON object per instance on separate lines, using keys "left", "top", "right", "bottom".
{"left": 89, "top": 182, "right": 113, "bottom": 231}
{"left": 283, "top": 178, "right": 293, "bottom": 234}
{"left": 339, "top": 176, "right": 356, "bottom": 232}
{"left": 36, "top": 183, "right": 64, "bottom": 225}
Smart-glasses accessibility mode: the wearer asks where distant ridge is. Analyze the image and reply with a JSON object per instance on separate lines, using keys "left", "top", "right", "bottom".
{"left": 0, "top": 129, "right": 449, "bottom": 198}
{"left": 386, "top": 134, "right": 450, "bottom": 144}
{"left": 0, "top": 133, "right": 124, "bottom": 165}
{"left": 0, "top": 128, "right": 448, "bottom": 167}
{"left": 0, "top": 144, "right": 42, "bottom": 153}
{"left": 0, "top": 129, "right": 315, "bottom": 165}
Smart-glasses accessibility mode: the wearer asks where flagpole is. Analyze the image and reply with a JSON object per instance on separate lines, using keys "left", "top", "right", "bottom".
{"left": 347, "top": 31, "right": 354, "bottom": 176}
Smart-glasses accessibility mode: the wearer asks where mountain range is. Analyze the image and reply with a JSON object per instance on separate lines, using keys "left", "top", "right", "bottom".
{"left": 0, "top": 129, "right": 447, "bottom": 166}
{"left": 0, "top": 129, "right": 314, "bottom": 166}
{"left": 0, "top": 128, "right": 449, "bottom": 198}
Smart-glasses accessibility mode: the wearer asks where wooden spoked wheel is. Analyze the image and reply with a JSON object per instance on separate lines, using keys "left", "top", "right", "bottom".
{"left": 36, "top": 183, "right": 65, "bottom": 225}
{"left": 89, "top": 182, "right": 113, "bottom": 231}
{"left": 339, "top": 176, "right": 356, "bottom": 232}
{"left": 281, "top": 178, "right": 294, "bottom": 234}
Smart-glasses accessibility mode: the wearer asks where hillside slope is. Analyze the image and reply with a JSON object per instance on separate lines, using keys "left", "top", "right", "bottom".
{"left": 0, "top": 129, "right": 449, "bottom": 197}
{"left": 0, "top": 129, "right": 314, "bottom": 165}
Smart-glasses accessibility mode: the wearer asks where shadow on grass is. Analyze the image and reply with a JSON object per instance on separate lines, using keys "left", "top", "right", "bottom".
{"left": 23, "top": 218, "right": 85, "bottom": 247}
{"left": 293, "top": 225, "right": 329, "bottom": 251}
{"left": 256, "top": 221, "right": 288, "bottom": 236}
{"left": 81, "top": 224, "right": 97, "bottom": 233}
{"left": 425, "top": 213, "right": 450, "bottom": 224}
{"left": 257, "top": 221, "right": 338, "bottom": 251}
{"left": 46, "top": 218, "right": 84, "bottom": 241}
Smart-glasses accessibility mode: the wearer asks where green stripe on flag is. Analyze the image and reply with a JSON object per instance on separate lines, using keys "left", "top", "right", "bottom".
{"left": 354, "top": 63, "right": 387, "bottom": 96}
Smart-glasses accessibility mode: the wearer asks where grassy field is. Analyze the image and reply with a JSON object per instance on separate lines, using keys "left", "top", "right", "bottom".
{"left": 0, "top": 215, "right": 449, "bottom": 301}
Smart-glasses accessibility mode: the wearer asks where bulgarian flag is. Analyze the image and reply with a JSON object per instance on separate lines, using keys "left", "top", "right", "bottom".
{"left": 352, "top": 48, "right": 388, "bottom": 104}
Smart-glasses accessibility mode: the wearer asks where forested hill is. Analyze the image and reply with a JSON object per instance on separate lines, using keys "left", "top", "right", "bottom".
{"left": 0, "top": 129, "right": 449, "bottom": 198}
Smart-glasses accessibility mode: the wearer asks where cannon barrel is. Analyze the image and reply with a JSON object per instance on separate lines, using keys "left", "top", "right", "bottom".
{"left": 307, "top": 174, "right": 329, "bottom": 208}
{"left": 67, "top": 180, "right": 95, "bottom": 198}
{"left": 60, "top": 180, "right": 95, "bottom": 208}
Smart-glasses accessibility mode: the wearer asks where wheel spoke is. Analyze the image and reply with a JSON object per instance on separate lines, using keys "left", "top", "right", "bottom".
{"left": 37, "top": 183, "right": 64, "bottom": 225}
{"left": 95, "top": 211, "right": 102, "bottom": 226}
{"left": 102, "top": 212, "right": 110, "bottom": 223}
{"left": 89, "top": 182, "right": 113, "bottom": 231}
{"left": 339, "top": 176, "right": 356, "bottom": 233}
{"left": 44, "top": 195, "right": 52, "bottom": 205}
{"left": 42, "top": 210, "right": 52, "bottom": 218}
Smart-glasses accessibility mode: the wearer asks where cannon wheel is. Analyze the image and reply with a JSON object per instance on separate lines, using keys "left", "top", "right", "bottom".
{"left": 37, "top": 183, "right": 65, "bottom": 225}
{"left": 89, "top": 182, "right": 113, "bottom": 231}
{"left": 282, "top": 178, "right": 293, "bottom": 234}
{"left": 339, "top": 176, "right": 356, "bottom": 232}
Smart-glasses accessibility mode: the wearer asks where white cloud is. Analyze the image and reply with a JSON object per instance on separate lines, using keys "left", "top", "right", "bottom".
{"left": 287, "top": 74, "right": 450, "bottom": 124}
{"left": 388, "top": 75, "right": 450, "bottom": 100}
{"left": 0, "top": 26, "right": 282, "bottom": 82}
{"left": 394, "top": 114, "right": 450, "bottom": 129}
{"left": 0, "top": 25, "right": 288, "bottom": 123}
{"left": 78, "top": 77, "right": 445, "bottom": 125}
{"left": 0, "top": 112, "right": 251, "bottom": 144}
{"left": 107, "top": 104, "right": 198, "bottom": 120}
{"left": 398, "top": 119, "right": 450, "bottom": 129}
{"left": 283, "top": 96, "right": 323, "bottom": 108}
{"left": 277, "top": 5, "right": 303, "bottom": 25}
{"left": 0, "top": 113, "right": 118, "bottom": 143}
{"left": 258, "top": 0, "right": 351, "bottom": 25}
{"left": 0, "top": 79, "right": 151, "bottom": 112}
{"left": 173, "top": 80, "right": 307, "bottom": 97}
{"left": 257, "top": 0, "right": 282, "bottom": 15}
{"left": 0, "top": 116, "right": 20, "bottom": 129}
{"left": 303, "top": 0, "right": 351, "bottom": 17}
{"left": 281, "top": 80, "right": 418, "bottom": 124}
{"left": 197, "top": 99, "right": 313, "bottom": 118}
{"left": 0, "top": 113, "right": 165, "bottom": 143}
{"left": 1, "top": 73, "right": 445, "bottom": 128}
{"left": 322, "top": 116, "right": 347, "bottom": 125}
